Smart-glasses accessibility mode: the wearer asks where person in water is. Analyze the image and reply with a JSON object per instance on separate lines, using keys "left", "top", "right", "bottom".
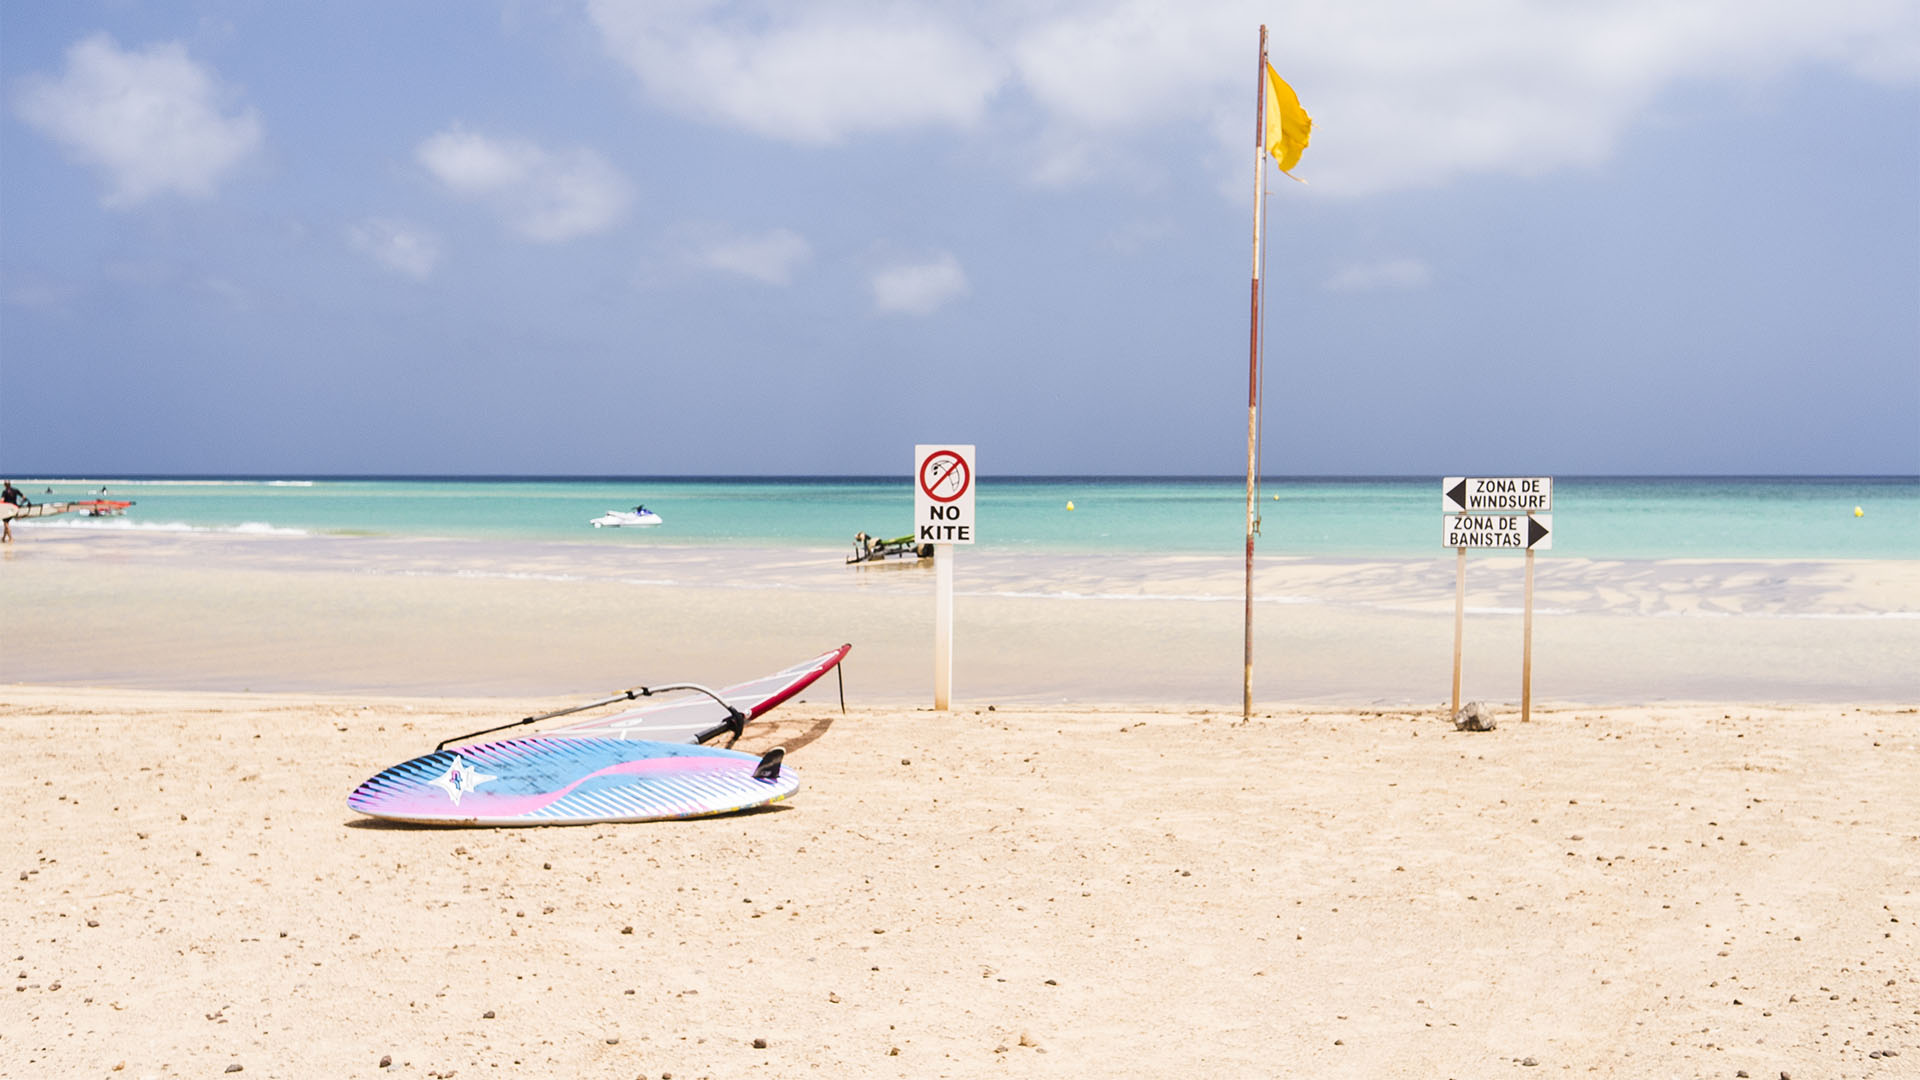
{"left": 2, "top": 481, "right": 23, "bottom": 543}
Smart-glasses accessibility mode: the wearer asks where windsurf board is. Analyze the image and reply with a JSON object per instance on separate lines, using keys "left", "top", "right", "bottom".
{"left": 347, "top": 738, "right": 796, "bottom": 826}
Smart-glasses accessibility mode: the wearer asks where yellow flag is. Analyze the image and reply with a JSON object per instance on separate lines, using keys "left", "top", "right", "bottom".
{"left": 1264, "top": 63, "right": 1312, "bottom": 180}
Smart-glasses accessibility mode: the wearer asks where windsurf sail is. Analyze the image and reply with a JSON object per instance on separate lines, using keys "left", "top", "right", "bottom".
{"left": 554, "top": 644, "right": 851, "bottom": 742}
{"left": 0, "top": 499, "right": 134, "bottom": 521}
{"left": 433, "top": 645, "right": 851, "bottom": 751}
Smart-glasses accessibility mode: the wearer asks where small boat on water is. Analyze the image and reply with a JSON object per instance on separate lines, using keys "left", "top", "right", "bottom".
{"left": 847, "top": 531, "right": 932, "bottom": 564}
{"left": 591, "top": 505, "right": 662, "bottom": 528}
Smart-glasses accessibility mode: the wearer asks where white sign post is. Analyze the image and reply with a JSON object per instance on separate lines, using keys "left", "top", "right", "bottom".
{"left": 1443, "top": 477, "right": 1553, "bottom": 723}
{"left": 915, "top": 445, "right": 975, "bottom": 711}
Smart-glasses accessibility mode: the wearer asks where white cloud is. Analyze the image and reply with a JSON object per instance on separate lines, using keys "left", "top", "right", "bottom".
{"left": 12, "top": 34, "right": 262, "bottom": 207}
{"left": 349, "top": 219, "right": 441, "bottom": 279}
{"left": 585, "top": 0, "right": 1005, "bottom": 144}
{"left": 695, "top": 228, "right": 812, "bottom": 285}
{"left": 1014, "top": 4, "right": 1223, "bottom": 133}
{"left": 871, "top": 252, "right": 969, "bottom": 315}
{"left": 583, "top": 1, "right": 1919, "bottom": 197}
{"left": 1327, "top": 257, "right": 1432, "bottom": 292}
{"left": 1012, "top": 0, "right": 1920, "bottom": 196}
{"left": 416, "top": 127, "right": 632, "bottom": 241}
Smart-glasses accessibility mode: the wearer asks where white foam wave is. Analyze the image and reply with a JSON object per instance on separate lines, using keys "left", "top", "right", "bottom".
{"left": 1651, "top": 608, "right": 1920, "bottom": 621}
{"left": 375, "top": 568, "right": 587, "bottom": 583}
{"left": 961, "top": 588, "right": 1911, "bottom": 622}
{"left": 27, "top": 517, "right": 192, "bottom": 533}
{"left": 449, "top": 569, "right": 582, "bottom": 583}
{"left": 958, "top": 588, "right": 1322, "bottom": 605}
{"left": 18, "top": 478, "right": 316, "bottom": 488}
{"left": 27, "top": 517, "right": 308, "bottom": 536}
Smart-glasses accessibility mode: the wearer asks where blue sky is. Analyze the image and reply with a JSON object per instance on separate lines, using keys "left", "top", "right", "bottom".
{"left": 2, "top": 1, "right": 1915, "bottom": 476}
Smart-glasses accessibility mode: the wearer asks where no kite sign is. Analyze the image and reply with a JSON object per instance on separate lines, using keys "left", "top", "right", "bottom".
{"left": 914, "top": 444, "right": 976, "bottom": 713}
{"left": 915, "top": 444, "right": 975, "bottom": 544}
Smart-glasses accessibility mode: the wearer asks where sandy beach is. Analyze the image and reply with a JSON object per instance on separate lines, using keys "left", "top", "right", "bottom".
{"left": 4, "top": 530, "right": 1917, "bottom": 1076}
{"left": 7, "top": 0, "right": 1915, "bottom": 1072}
{"left": 5, "top": 691, "right": 1916, "bottom": 1078}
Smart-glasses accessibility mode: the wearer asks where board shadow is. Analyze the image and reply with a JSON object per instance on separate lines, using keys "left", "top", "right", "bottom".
{"left": 341, "top": 801, "right": 796, "bottom": 831}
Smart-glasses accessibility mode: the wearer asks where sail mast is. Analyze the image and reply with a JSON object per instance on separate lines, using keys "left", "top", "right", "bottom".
{"left": 1243, "top": 25, "right": 1270, "bottom": 722}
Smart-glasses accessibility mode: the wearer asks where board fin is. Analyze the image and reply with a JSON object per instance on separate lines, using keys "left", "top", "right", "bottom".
{"left": 752, "top": 747, "right": 785, "bottom": 781}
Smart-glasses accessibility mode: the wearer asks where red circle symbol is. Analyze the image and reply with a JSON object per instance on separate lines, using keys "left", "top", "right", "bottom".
{"left": 919, "top": 451, "right": 970, "bottom": 503}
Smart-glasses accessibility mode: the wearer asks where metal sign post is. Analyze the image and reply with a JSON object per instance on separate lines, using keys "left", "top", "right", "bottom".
{"left": 915, "top": 445, "right": 976, "bottom": 711}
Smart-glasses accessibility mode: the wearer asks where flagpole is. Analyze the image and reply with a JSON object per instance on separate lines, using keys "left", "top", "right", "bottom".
{"left": 1243, "top": 25, "right": 1269, "bottom": 722}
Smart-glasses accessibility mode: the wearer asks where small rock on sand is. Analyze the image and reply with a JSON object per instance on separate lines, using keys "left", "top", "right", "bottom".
{"left": 1454, "top": 702, "right": 1496, "bottom": 731}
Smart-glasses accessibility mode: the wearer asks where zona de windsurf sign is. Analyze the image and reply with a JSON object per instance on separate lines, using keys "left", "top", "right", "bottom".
{"left": 1442, "top": 476, "right": 1554, "bottom": 724}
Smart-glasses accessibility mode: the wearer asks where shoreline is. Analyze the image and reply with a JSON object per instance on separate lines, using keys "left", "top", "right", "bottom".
{"left": 4, "top": 529, "right": 1916, "bottom": 705}
{"left": 11, "top": 514, "right": 1920, "bottom": 563}
{"left": 10, "top": 527, "right": 1919, "bottom": 610}
{"left": 8, "top": 682, "right": 1920, "bottom": 717}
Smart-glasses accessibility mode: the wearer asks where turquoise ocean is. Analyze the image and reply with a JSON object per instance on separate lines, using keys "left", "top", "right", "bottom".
{"left": 13, "top": 475, "right": 1917, "bottom": 560}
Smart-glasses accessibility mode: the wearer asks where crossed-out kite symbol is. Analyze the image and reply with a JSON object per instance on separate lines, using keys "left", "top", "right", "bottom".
{"left": 919, "top": 451, "right": 970, "bottom": 503}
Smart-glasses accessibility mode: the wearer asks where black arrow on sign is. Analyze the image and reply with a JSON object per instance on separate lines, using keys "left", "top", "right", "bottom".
{"left": 1446, "top": 479, "right": 1468, "bottom": 511}
{"left": 1527, "top": 516, "right": 1550, "bottom": 548}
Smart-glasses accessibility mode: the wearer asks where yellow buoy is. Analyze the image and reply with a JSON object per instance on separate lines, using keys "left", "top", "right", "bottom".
{"left": 1271, "top": 494, "right": 1279, "bottom": 500}
{"left": 1065, "top": 501, "right": 1075, "bottom": 511}
{"left": 1854, "top": 506, "right": 1864, "bottom": 517}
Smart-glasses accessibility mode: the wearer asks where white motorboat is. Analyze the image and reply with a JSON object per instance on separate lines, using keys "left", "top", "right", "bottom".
{"left": 591, "top": 505, "right": 663, "bottom": 528}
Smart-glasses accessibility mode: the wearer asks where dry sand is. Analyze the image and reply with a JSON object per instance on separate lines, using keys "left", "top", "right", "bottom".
{"left": 5, "top": 688, "right": 1916, "bottom": 1078}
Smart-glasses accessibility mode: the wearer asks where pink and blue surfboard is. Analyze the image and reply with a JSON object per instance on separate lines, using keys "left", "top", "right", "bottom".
{"left": 348, "top": 738, "right": 796, "bottom": 826}
{"left": 347, "top": 647, "right": 848, "bottom": 826}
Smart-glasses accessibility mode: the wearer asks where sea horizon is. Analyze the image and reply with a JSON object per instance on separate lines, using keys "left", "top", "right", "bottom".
{"left": 8, "top": 473, "right": 1915, "bottom": 561}
{"left": 12, "top": 471, "right": 1919, "bottom": 481}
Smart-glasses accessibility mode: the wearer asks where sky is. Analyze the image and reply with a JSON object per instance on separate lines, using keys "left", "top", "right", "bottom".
{"left": 1, "top": 0, "right": 1916, "bottom": 476}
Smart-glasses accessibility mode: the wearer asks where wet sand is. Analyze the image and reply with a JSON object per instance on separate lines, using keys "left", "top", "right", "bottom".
{"left": 4, "top": 529, "right": 1917, "bottom": 704}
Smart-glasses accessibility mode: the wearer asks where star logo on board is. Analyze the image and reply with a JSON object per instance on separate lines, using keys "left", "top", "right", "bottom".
{"left": 429, "top": 756, "right": 497, "bottom": 805}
